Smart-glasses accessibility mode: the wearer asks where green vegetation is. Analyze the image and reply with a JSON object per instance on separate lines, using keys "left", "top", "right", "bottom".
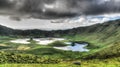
{"left": 0, "top": 51, "right": 62, "bottom": 64}
{"left": 0, "top": 20, "right": 120, "bottom": 66}
{"left": 0, "top": 62, "right": 120, "bottom": 67}
{"left": 48, "top": 41, "right": 68, "bottom": 47}
{"left": 0, "top": 57, "right": 120, "bottom": 67}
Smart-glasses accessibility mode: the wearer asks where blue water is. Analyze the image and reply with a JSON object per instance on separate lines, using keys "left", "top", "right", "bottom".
{"left": 54, "top": 43, "right": 89, "bottom": 52}
{"left": 69, "top": 43, "right": 89, "bottom": 52}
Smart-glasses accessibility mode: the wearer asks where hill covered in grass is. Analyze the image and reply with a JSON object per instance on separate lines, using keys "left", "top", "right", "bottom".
{"left": 0, "top": 19, "right": 120, "bottom": 63}
{"left": 63, "top": 20, "right": 120, "bottom": 59}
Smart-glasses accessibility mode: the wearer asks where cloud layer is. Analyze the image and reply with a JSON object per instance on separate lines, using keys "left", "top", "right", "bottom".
{"left": 0, "top": 0, "right": 120, "bottom": 19}
{"left": 0, "top": 13, "right": 120, "bottom": 30}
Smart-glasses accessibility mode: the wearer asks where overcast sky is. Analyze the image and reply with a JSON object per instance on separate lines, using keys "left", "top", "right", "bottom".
{"left": 0, "top": 0, "right": 120, "bottom": 30}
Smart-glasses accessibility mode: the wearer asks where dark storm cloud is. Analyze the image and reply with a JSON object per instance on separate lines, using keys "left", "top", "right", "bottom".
{"left": 82, "top": 0, "right": 120, "bottom": 15}
{"left": 1, "top": 0, "right": 120, "bottom": 19}
{"left": 0, "top": 0, "right": 12, "bottom": 8}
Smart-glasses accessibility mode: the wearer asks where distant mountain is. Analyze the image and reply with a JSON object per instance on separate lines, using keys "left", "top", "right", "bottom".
{"left": 0, "top": 25, "right": 14, "bottom": 35}
{"left": 0, "top": 19, "right": 120, "bottom": 37}
{"left": 59, "top": 19, "right": 120, "bottom": 35}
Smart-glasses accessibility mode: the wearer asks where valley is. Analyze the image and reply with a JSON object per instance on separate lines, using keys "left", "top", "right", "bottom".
{"left": 0, "top": 19, "right": 120, "bottom": 67}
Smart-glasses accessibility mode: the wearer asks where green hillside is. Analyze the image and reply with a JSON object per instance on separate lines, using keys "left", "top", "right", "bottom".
{"left": 64, "top": 20, "right": 120, "bottom": 59}
{"left": 0, "top": 19, "right": 120, "bottom": 66}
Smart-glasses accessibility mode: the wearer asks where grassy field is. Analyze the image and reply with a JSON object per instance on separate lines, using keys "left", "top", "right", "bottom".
{"left": 0, "top": 33, "right": 120, "bottom": 67}
{"left": 0, "top": 58, "right": 120, "bottom": 67}
{"left": 0, "top": 60, "right": 120, "bottom": 67}
{"left": 0, "top": 64, "right": 120, "bottom": 67}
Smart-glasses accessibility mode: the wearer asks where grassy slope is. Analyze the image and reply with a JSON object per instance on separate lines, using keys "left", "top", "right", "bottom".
{"left": 64, "top": 20, "right": 120, "bottom": 59}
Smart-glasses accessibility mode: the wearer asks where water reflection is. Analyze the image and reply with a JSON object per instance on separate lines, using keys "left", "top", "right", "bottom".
{"left": 53, "top": 43, "right": 89, "bottom": 52}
